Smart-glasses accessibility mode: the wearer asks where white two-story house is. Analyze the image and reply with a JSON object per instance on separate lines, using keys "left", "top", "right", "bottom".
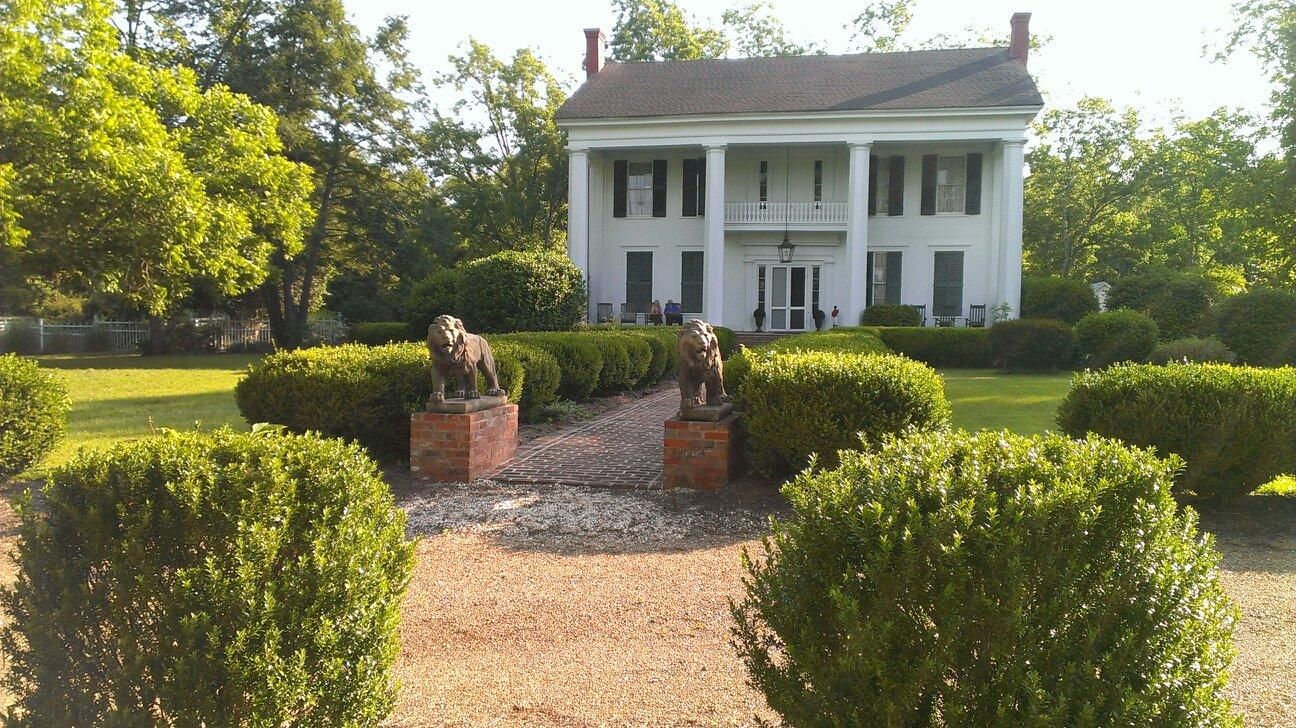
{"left": 556, "top": 13, "right": 1043, "bottom": 332}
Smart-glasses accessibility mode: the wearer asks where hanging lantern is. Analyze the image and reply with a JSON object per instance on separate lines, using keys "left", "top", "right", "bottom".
{"left": 777, "top": 235, "right": 795, "bottom": 263}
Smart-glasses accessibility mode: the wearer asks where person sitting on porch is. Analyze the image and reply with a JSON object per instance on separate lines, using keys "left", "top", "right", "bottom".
{"left": 664, "top": 299, "right": 683, "bottom": 325}
{"left": 648, "top": 300, "right": 663, "bottom": 325}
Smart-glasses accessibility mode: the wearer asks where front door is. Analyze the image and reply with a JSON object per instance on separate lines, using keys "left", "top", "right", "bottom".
{"left": 769, "top": 265, "right": 809, "bottom": 331}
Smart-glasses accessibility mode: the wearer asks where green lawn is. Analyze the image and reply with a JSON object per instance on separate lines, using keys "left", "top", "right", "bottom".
{"left": 939, "top": 368, "right": 1073, "bottom": 435}
{"left": 34, "top": 353, "right": 258, "bottom": 470}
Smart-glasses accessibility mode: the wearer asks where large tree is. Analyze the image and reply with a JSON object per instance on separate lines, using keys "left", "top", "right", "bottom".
{"left": 845, "top": 0, "right": 914, "bottom": 52}
{"left": 721, "top": 2, "right": 820, "bottom": 57}
{"left": 421, "top": 39, "right": 567, "bottom": 258}
{"left": 608, "top": 0, "right": 728, "bottom": 61}
{"left": 1023, "top": 98, "right": 1146, "bottom": 278}
{"left": 0, "top": 0, "right": 312, "bottom": 318}
{"left": 129, "top": 0, "right": 426, "bottom": 346}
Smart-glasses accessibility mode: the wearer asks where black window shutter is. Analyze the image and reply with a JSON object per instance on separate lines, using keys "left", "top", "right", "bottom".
{"left": 885, "top": 251, "right": 903, "bottom": 304}
{"left": 682, "top": 158, "right": 698, "bottom": 217}
{"left": 867, "top": 155, "right": 878, "bottom": 216}
{"left": 613, "top": 160, "right": 627, "bottom": 218}
{"left": 933, "top": 251, "right": 964, "bottom": 317}
{"left": 964, "top": 153, "right": 983, "bottom": 215}
{"left": 652, "top": 159, "right": 667, "bottom": 218}
{"left": 865, "top": 253, "right": 874, "bottom": 306}
{"left": 888, "top": 156, "right": 905, "bottom": 215}
{"left": 697, "top": 158, "right": 705, "bottom": 216}
{"left": 920, "top": 155, "right": 937, "bottom": 215}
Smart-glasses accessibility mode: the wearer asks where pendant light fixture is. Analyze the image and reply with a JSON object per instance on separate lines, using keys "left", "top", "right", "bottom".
{"left": 777, "top": 145, "right": 795, "bottom": 263}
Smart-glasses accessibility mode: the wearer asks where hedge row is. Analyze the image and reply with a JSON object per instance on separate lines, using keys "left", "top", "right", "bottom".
{"left": 237, "top": 328, "right": 693, "bottom": 459}
{"left": 860, "top": 326, "right": 994, "bottom": 368}
{"left": 726, "top": 329, "right": 891, "bottom": 393}
{"left": 1058, "top": 363, "right": 1296, "bottom": 500}
{"left": 0, "top": 354, "right": 70, "bottom": 480}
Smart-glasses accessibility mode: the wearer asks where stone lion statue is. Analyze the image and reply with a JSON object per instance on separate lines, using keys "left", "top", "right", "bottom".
{"left": 427, "top": 315, "right": 505, "bottom": 403}
{"left": 677, "top": 319, "right": 730, "bottom": 412}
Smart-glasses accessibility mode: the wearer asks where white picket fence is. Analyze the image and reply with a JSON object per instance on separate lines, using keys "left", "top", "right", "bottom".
{"left": 0, "top": 316, "right": 347, "bottom": 353}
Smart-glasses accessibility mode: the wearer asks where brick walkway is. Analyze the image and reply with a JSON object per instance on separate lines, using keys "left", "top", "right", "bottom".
{"left": 489, "top": 388, "right": 678, "bottom": 489}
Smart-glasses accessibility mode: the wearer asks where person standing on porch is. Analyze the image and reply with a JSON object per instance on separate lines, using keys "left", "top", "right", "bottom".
{"left": 831, "top": 305, "right": 840, "bottom": 327}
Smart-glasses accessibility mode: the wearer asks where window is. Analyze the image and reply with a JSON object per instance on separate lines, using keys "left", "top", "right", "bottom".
{"left": 868, "top": 251, "right": 902, "bottom": 306}
{"left": 682, "top": 157, "right": 705, "bottom": 217}
{"left": 626, "top": 251, "right": 653, "bottom": 313}
{"left": 626, "top": 161, "right": 654, "bottom": 216}
{"left": 681, "top": 251, "right": 704, "bottom": 313}
{"left": 933, "top": 251, "right": 964, "bottom": 317}
{"left": 757, "top": 265, "right": 766, "bottom": 309}
{"left": 759, "top": 160, "right": 769, "bottom": 205}
{"left": 936, "top": 156, "right": 966, "bottom": 214}
{"left": 813, "top": 160, "right": 823, "bottom": 203}
{"left": 875, "top": 162, "right": 891, "bottom": 215}
{"left": 812, "top": 266, "right": 821, "bottom": 310}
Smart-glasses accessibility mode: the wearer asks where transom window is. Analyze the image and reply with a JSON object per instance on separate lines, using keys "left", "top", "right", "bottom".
{"left": 626, "top": 161, "right": 654, "bottom": 216}
{"left": 759, "top": 160, "right": 769, "bottom": 205}
{"left": 813, "top": 160, "right": 823, "bottom": 203}
{"left": 936, "top": 156, "right": 966, "bottom": 214}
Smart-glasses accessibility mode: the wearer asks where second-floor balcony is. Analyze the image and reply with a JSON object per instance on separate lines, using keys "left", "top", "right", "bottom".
{"left": 724, "top": 201, "right": 848, "bottom": 228}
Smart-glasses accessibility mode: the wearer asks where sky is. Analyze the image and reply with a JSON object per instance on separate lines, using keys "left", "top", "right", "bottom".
{"left": 345, "top": 0, "right": 1273, "bottom": 130}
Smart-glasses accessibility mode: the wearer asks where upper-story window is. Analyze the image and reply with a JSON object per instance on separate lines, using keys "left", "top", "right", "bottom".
{"left": 813, "top": 160, "right": 823, "bottom": 203}
{"left": 626, "top": 161, "right": 655, "bottom": 216}
{"left": 759, "top": 161, "right": 769, "bottom": 205}
{"left": 935, "top": 156, "right": 966, "bottom": 214}
{"left": 875, "top": 162, "right": 891, "bottom": 214}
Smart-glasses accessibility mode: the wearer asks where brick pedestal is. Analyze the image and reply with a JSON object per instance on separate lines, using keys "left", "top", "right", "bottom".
{"left": 410, "top": 404, "right": 518, "bottom": 482}
{"left": 663, "top": 413, "right": 744, "bottom": 490}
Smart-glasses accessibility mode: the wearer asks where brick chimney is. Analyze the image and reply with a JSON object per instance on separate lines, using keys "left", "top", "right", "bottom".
{"left": 584, "top": 28, "right": 606, "bottom": 79}
{"left": 1010, "top": 12, "right": 1031, "bottom": 67}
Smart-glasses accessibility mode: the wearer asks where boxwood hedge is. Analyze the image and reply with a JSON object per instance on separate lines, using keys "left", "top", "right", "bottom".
{"left": 349, "top": 321, "right": 415, "bottom": 345}
{"left": 733, "top": 429, "right": 1238, "bottom": 726}
{"left": 735, "top": 350, "right": 950, "bottom": 475}
{"left": 1073, "top": 309, "right": 1159, "bottom": 368}
{"left": 2, "top": 429, "right": 415, "bottom": 724}
{"left": 861, "top": 326, "right": 994, "bottom": 368}
{"left": 1212, "top": 287, "right": 1296, "bottom": 365}
{"left": 0, "top": 354, "right": 70, "bottom": 481}
{"left": 988, "top": 318, "right": 1075, "bottom": 372}
{"left": 1057, "top": 363, "right": 1296, "bottom": 500}
{"left": 725, "top": 330, "right": 891, "bottom": 393}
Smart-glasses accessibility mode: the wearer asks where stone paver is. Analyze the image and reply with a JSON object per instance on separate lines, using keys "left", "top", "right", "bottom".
{"left": 490, "top": 388, "right": 677, "bottom": 489}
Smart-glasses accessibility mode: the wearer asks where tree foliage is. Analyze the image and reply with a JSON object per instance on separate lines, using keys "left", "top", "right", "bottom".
{"left": 0, "top": 0, "right": 312, "bottom": 316}
{"left": 845, "top": 0, "right": 914, "bottom": 53}
{"left": 721, "top": 2, "right": 820, "bottom": 57}
{"left": 609, "top": 0, "right": 729, "bottom": 61}
{"left": 422, "top": 39, "right": 567, "bottom": 258}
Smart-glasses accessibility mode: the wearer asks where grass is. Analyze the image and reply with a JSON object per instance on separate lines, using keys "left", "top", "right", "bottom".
{"left": 33, "top": 353, "right": 258, "bottom": 470}
{"left": 939, "top": 368, "right": 1073, "bottom": 435}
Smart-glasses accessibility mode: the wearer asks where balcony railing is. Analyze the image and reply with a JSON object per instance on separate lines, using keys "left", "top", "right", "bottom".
{"left": 724, "top": 201, "right": 848, "bottom": 226}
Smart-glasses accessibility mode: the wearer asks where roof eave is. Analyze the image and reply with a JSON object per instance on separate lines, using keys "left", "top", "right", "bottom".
{"left": 555, "top": 104, "right": 1046, "bottom": 128}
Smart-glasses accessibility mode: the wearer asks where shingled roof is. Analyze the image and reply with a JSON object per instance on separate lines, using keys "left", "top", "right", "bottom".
{"left": 555, "top": 47, "right": 1043, "bottom": 121}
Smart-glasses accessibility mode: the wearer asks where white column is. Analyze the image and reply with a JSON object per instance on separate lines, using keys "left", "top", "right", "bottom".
{"left": 998, "top": 140, "right": 1026, "bottom": 320}
{"left": 845, "top": 143, "right": 872, "bottom": 325}
{"left": 567, "top": 149, "right": 590, "bottom": 285}
{"left": 704, "top": 144, "right": 726, "bottom": 326}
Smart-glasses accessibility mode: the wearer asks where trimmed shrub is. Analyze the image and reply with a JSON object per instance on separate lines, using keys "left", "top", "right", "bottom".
{"left": 350, "top": 321, "right": 415, "bottom": 345}
{"left": 604, "top": 333, "right": 653, "bottom": 386}
{"left": 0, "top": 354, "right": 70, "bottom": 481}
{"left": 732, "top": 430, "right": 1238, "bottom": 726}
{"left": 499, "top": 333, "right": 603, "bottom": 401}
{"left": 235, "top": 343, "right": 524, "bottom": 459}
{"left": 1212, "top": 287, "right": 1296, "bottom": 365}
{"left": 713, "top": 325, "right": 737, "bottom": 359}
{"left": 1073, "top": 309, "right": 1159, "bottom": 368}
{"left": 1057, "top": 363, "right": 1296, "bottom": 500}
{"left": 862, "top": 326, "right": 994, "bottom": 368}
{"left": 988, "top": 318, "right": 1075, "bottom": 372}
{"left": 859, "top": 303, "right": 922, "bottom": 327}
{"left": 402, "top": 268, "right": 462, "bottom": 339}
{"left": 492, "top": 341, "right": 560, "bottom": 416}
{"left": 2, "top": 429, "right": 415, "bottom": 724}
{"left": 726, "top": 330, "right": 892, "bottom": 394}
{"left": 1109, "top": 271, "right": 1216, "bottom": 340}
{"left": 587, "top": 335, "right": 633, "bottom": 392}
{"left": 1021, "top": 276, "right": 1099, "bottom": 323}
{"left": 457, "top": 250, "right": 587, "bottom": 334}
{"left": 1149, "top": 337, "right": 1236, "bottom": 365}
{"left": 0, "top": 322, "right": 40, "bottom": 354}
{"left": 735, "top": 350, "right": 950, "bottom": 474}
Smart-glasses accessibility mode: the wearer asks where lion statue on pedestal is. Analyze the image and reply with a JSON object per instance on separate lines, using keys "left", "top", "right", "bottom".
{"left": 427, "top": 315, "right": 505, "bottom": 402}
{"left": 677, "top": 319, "right": 730, "bottom": 412}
